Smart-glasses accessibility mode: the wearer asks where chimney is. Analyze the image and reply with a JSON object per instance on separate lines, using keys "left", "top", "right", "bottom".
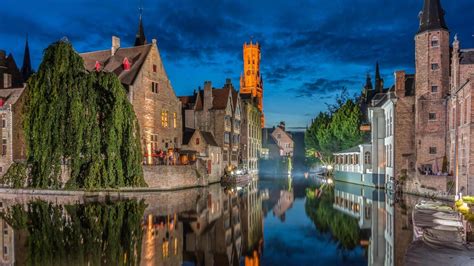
{"left": 279, "top": 121, "right": 286, "bottom": 131}
{"left": 203, "top": 81, "right": 213, "bottom": 111}
{"left": 111, "top": 36, "right": 120, "bottom": 56}
{"left": 394, "top": 70, "right": 406, "bottom": 97}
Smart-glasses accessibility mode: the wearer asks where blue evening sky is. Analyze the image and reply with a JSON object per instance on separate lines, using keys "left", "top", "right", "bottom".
{"left": 1, "top": 0, "right": 473, "bottom": 129}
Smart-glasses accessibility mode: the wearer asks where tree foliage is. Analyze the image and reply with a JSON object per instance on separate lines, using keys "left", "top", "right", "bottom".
{"left": 1, "top": 200, "right": 146, "bottom": 266}
{"left": 23, "top": 40, "right": 145, "bottom": 189}
{"left": 305, "top": 186, "right": 361, "bottom": 250}
{"left": 305, "top": 91, "right": 364, "bottom": 161}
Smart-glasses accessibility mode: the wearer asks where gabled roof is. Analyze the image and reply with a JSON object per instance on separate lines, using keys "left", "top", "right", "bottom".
{"left": 201, "top": 131, "right": 219, "bottom": 147}
{"left": 212, "top": 87, "right": 231, "bottom": 110}
{"left": 80, "top": 44, "right": 152, "bottom": 85}
{"left": 0, "top": 87, "right": 25, "bottom": 106}
{"left": 182, "top": 128, "right": 219, "bottom": 147}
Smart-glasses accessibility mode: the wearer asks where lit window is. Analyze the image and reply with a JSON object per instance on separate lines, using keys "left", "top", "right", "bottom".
{"left": 161, "top": 110, "right": 168, "bottom": 128}
{"left": 173, "top": 112, "right": 177, "bottom": 128}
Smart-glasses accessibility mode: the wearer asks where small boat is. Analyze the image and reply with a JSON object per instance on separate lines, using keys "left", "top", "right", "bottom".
{"left": 221, "top": 169, "right": 251, "bottom": 186}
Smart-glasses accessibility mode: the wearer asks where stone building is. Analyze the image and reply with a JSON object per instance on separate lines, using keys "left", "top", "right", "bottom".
{"left": 80, "top": 17, "right": 182, "bottom": 165}
{"left": 180, "top": 79, "right": 241, "bottom": 168}
{"left": 182, "top": 128, "right": 222, "bottom": 182}
{"left": 240, "top": 41, "right": 264, "bottom": 127}
{"left": 240, "top": 93, "right": 261, "bottom": 173}
{"left": 271, "top": 122, "right": 294, "bottom": 157}
{"left": 0, "top": 43, "right": 30, "bottom": 176}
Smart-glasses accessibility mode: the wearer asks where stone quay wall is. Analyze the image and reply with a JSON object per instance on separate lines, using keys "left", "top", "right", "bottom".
{"left": 143, "top": 164, "right": 208, "bottom": 190}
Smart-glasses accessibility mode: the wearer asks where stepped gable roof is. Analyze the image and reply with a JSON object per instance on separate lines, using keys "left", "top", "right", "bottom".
{"left": 80, "top": 44, "right": 152, "bottom": 86}
{"left": 460, "top": 49, "right": 474, "bottom": 65}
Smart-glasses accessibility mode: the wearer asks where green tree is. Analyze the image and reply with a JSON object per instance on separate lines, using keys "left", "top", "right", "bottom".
{"left": 23, "top": 40, "right": 144, "bottom": 189}
{"left": 305, "top": 91, "right": 365, "bottom": 163}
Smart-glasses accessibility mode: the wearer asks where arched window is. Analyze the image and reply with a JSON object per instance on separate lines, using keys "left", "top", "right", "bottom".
{"left": 364, "top": 151, "right": 371, "bottom": 164}
{"left": 431, "top": 36, "right": 439, "bottom": 47}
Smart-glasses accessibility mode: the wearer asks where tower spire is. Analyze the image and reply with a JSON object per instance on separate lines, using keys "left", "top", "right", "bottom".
{"left": 21, "top": 35, "right": 33, "bottom": 81}
{"left": 418, "top": 0, "right": 448, "bottom": 34}
{"left": 365, "top": 72, "right": 373, "bottom": 91}
{"left": 375, "top": 62, "right": 383, "bottom": 92}
{"left": 134, "top": 3, "right": 146, "bottom": 46}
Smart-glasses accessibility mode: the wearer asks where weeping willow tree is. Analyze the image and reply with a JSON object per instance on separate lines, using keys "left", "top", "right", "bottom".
{"left": 1, "top": 200, "right": 146, "bottom": 266}
{"left": 23, "top": 40, "right": 144, "bottom": 189}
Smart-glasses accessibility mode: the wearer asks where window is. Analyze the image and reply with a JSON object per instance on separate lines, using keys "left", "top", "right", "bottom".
{"left": 195, "top": 138, "right": 200, "bottom": 145}
{"left": 431, "top": 85, "right": 438, "bottom": 93}
{"left": 364, "top": 151, "right": 371, "bottom": 164}
{"left": 161, "top": 110, "right": 168, "bottom": 128}
{"left": 429, "top": 147, "right": 437, "bottom": 154}
{"left": 1, "top": 119, "right": 5, "bottom": 128}
{"left": 2, "top": 139, "right": 6, "bottom": 156}
{"left": 431, "top": 36, "right": 439, "bottom": 47}
{"left": 153, "top": 64, "right": 157, "bottom": 72}
{"left": 277, "top": 134, "right": 281, "bottom": 139}
{"left": 123, "top": 57, "right": 131, "bottom": 70}
{"left": 431, "top": 63, "right": 439, "bottom": 70}
{"left": 224, "top": 132, "right": 230, "bottom": 144}
{"left": 429, "top": 113, "right": 437, "bottom": 121}
{"left": 151, "top": 82, "right": 159, "bottom": 93}
{"left": 3, "top": 74, "right": 11, "bottom": 88}
{"left": 173, "top": 112, "right": 177, "bottom": 128}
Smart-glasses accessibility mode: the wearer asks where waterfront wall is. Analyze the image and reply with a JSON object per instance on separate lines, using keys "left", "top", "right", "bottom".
{"left": 143, "top": 165, "right": 207, "bottom": 190}
{"left": 334, "top": 171, "right": 386, "bottom": 188}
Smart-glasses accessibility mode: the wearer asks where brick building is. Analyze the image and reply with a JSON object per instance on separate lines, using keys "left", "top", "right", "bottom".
{"left": 0, "top": 41, "right": 30, "bottom": 176}
{"left": 180, "top": 79, "right": 241, "bottom": 168}
{"left": 80, "top": 17, "right": 182, "bottom": 165}
{"left": 448, "top": 33, "right": 474, "bottom": 194}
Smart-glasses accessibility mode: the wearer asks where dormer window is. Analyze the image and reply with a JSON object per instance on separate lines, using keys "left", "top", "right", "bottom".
{"left": 196, "top": 138, "right": 200, "bottom": 145}
{"left": 95, "top": 61, "right": 101, "bottom": 72}
{"left": 123, "top": 57, "right": 131, "bottom": 71}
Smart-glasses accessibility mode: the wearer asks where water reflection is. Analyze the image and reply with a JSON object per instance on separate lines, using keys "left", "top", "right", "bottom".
{"left": 0, "top": 177, "right": 445, "bottom": 265}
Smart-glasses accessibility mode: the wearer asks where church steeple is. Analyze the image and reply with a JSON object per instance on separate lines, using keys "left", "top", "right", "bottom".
{"left": 418, "top": 0, "right": 448, "bottom": 34}
{"left": 134, "top": 10, "right": 146, "bottom": 46}
{"left": 375, "top": 62, "right": 383, "bottom": 92}
{"left": 21, "top": 36, "right": 33, "bottom": 81}
{"left": 364, "top": 73, "right": 373, "bottom": 91}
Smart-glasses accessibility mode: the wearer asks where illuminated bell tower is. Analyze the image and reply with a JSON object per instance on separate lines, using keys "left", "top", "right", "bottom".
{"left": 240, "top": 41, "right": 264, "bottom": 126}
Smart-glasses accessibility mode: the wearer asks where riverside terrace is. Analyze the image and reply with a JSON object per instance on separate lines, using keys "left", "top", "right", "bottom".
{"left": 333, "top": 144, "right": 386, "bottom": 188}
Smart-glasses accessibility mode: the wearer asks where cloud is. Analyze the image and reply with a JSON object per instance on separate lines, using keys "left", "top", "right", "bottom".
{"left": 295, "top": 78, "right": 358, "bottom": 98}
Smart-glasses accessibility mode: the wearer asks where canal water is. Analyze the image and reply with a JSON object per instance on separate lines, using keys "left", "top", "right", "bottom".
{"left": 0, "top": 176, "right": 422, "bottom": 265}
